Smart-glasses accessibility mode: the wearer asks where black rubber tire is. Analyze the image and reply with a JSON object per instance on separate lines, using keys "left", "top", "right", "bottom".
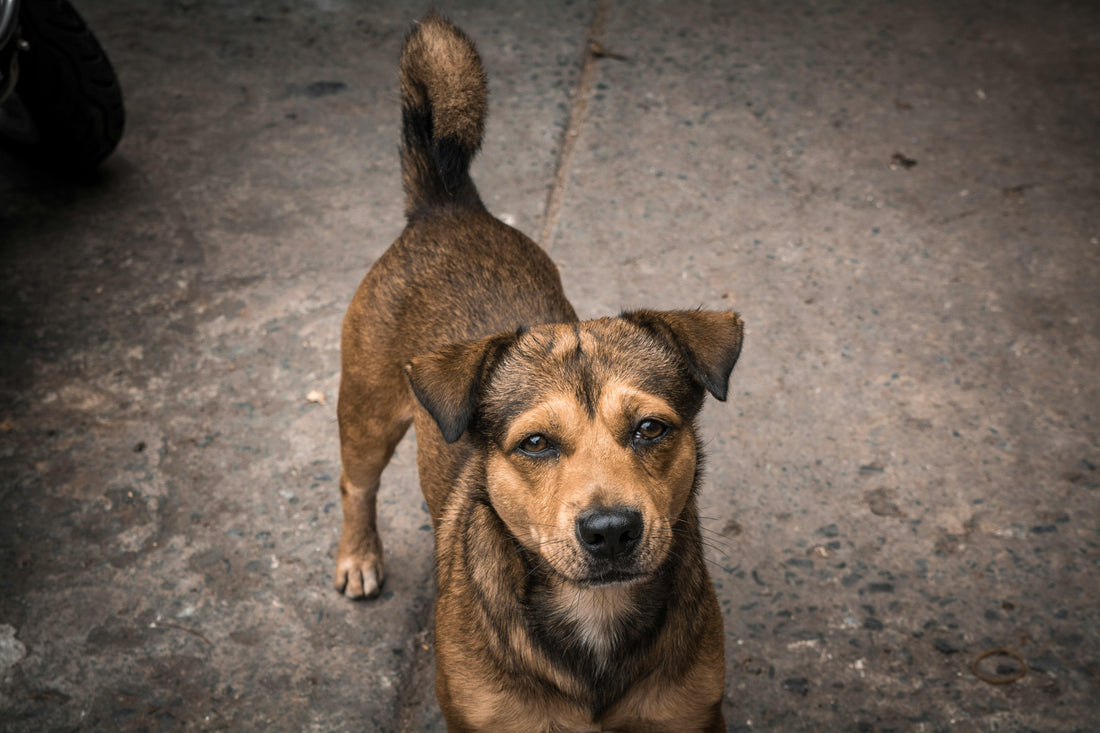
{"left": 4, "top": 0, "right": 124, "bottom": 170}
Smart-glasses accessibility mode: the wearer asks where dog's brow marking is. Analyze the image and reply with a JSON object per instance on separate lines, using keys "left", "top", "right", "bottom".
{"left": 548, "top": 323, "right": 577, "bottom": 358}
{"left": 598, "top": 381, "right": 679, "bottom": 429}
{"left": 580, "top": 326, "right": 607, "bottom": 418}
{"left": 547, "top": 324, "right": 599, "bottom": 417}
{"left": 574, "top": 351, "right": 599, "bottom": 420}
{"left": 503, "top": 394, "right": 582, "bottom": 450}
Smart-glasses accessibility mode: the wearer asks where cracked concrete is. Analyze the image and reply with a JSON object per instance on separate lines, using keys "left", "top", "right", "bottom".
{"left": 2, "top": 1, "right": 1099, "bottom": 731}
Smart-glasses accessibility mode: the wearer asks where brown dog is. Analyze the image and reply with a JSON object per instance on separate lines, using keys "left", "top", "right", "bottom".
{"left": 334, "top": 12, "right": 744, "bottom": 732}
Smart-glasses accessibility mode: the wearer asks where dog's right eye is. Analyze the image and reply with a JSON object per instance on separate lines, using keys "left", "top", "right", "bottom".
{"left": 517, "top": 434, "right": 556, "bottom": 457}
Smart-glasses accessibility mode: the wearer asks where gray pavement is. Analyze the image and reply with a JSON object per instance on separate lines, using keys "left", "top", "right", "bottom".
{"left": 2, "top": 1, "right": 1099, "bottom": 730}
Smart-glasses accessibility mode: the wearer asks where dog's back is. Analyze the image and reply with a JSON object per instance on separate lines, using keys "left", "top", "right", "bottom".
{"left": 376, "top": 12, "right": 577, "bottom": 354}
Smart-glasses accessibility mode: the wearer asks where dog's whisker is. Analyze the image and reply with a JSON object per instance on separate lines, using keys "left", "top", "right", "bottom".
{"left": 696, "top": 534, "right": 734, "bottom": 554}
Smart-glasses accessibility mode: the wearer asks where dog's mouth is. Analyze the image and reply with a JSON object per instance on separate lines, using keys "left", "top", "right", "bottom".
{"left": 575, "top": 566, "right": 647, "bottom": 587}
{"left": 529, "top": 548, "right": 649, "bottom": 588}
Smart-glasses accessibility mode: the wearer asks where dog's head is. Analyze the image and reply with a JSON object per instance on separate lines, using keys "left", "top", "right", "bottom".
{"left": 406, "top": 310, "right": 743, "bottom": 585}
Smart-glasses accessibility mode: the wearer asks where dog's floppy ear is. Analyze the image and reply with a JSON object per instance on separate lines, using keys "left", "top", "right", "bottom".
{"left": 623, "top": 309, "right": 744, "bottom": 401}
{"left": 405, "top": 332, "right": 516, "bottom": 443}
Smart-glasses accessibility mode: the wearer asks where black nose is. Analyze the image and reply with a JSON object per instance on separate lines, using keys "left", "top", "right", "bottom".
{"left": 576, "top": 508, "right": 643, "bottom": 560}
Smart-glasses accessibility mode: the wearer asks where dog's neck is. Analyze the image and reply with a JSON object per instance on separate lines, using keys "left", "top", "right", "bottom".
{"left": 549, "top": 582, "right": 633, "bottom": 657}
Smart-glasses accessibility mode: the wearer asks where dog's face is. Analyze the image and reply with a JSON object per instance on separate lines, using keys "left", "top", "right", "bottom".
{"left": 407, "top": 310, "right": 743, "bottom": 586}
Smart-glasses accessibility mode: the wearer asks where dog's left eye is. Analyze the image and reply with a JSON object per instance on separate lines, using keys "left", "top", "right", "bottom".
{"left": 633, "top": 419, "right": 668, "bottom": 443}
{"left": 518, "top": 433, "right": 557, "bottom": 457}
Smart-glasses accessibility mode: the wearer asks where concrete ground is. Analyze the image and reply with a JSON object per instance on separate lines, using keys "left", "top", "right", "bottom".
{"left": 2, "top": 0, "right": 1098, "bottom": 730}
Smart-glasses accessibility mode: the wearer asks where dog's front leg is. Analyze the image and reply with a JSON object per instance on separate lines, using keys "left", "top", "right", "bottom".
{"left": 333, "top": 385, "right": 412, "bottom": 599}
{"left": 334, "top": 471, "right": 386, "bottom": 599}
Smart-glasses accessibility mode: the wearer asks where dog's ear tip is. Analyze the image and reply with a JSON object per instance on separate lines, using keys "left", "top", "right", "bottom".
{"left": 623, "top": 308, "right": 743, "bottom": 401}
{"left": 439, "top": 420, "right": 465, "bottom": 444}
{"left": 701, "top": 373, "right": 732, "bottom": 402}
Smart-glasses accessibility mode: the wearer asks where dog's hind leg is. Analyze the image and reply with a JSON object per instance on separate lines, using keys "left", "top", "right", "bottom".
{"left": 334, "top": 361, "right": 414, "bottom": 599}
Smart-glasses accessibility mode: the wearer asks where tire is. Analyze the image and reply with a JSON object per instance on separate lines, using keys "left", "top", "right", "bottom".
{"left": 1, "top": 0, "right": 124, "bottom": 170}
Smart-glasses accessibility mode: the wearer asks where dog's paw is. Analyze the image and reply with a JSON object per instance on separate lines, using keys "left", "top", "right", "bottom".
{"left": 333, "top": 550, "right": 385, "bottom": 600}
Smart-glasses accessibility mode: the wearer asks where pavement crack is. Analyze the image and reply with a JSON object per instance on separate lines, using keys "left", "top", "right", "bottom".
{"left": 539, "top": 0, "right": 613, "bottom": 249}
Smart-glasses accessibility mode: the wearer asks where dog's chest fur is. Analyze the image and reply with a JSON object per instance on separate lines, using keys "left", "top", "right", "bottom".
{"left": 556, "top": 585, "right": 632, "bottom": 657}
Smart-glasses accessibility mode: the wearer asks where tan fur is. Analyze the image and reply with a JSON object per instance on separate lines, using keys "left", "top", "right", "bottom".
{"left": 335, "top": 12, "right": 742, "bottom": 731}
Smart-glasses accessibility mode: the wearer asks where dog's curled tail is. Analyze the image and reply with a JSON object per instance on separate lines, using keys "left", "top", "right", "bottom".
{"left": 399, "top": 12, "right": 488, "bottom": 217}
